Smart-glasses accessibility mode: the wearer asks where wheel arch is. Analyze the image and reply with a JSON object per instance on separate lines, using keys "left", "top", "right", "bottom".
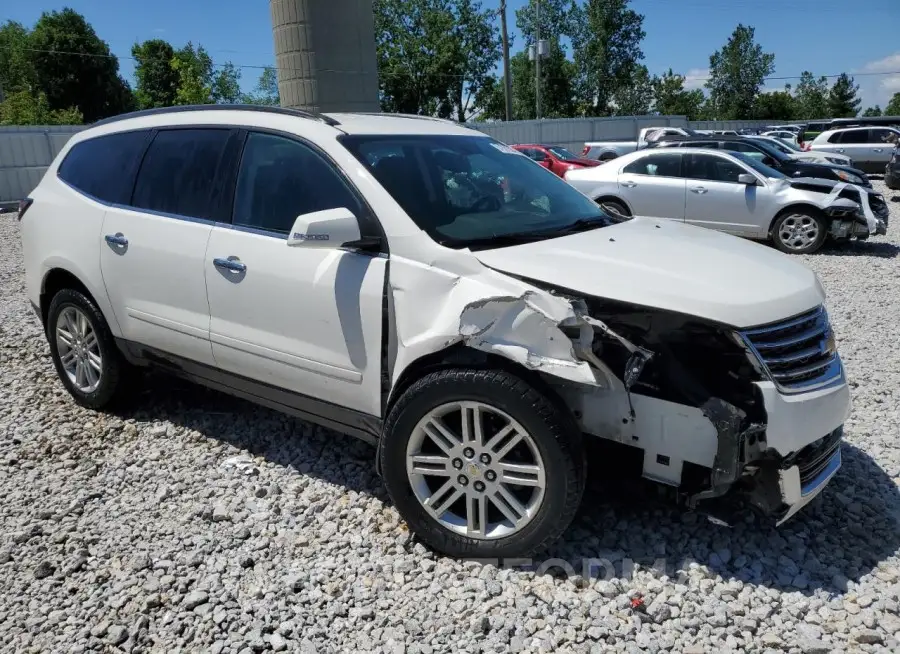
{"left": 593, "top": 194, "right": 633, "bottom": 215}
{"left": 767, "top": 203, "right": 828, "bottom": 238}
{"left": 40, "top": 267, "right": 95, "bottom": 331}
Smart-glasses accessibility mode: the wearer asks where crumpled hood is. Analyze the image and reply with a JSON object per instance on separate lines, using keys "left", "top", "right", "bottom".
{"left": 474, "top": 218, "right": 824, "bottom": 328}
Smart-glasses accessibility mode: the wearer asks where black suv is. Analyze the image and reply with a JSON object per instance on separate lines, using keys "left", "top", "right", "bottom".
{"left": 650, "top": 135, "right": 872, "bottom": 188}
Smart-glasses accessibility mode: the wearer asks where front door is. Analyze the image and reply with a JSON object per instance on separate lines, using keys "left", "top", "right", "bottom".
{"left": 868, "top": 129, "right": 898, "bottom": 173}
{"left": 100, "top": 127, "right": 237, "bottom": 366}
{"left": 683, "top": 153, "right": 767, "bottom": 237}
{"left": 204, "top": 131, "right": 386, "bottom": 416}
{"left": 617, "top": 151, "right": 686, "bottom": 220}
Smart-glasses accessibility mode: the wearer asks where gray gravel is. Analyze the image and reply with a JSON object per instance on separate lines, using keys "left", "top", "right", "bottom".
{"left": 2, "top": 180, "right": 899, "bottom": 653}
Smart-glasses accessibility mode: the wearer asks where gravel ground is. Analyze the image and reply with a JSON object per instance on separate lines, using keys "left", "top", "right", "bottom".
{"left": 1, "top": 180, "right": 899, "bottom": 654}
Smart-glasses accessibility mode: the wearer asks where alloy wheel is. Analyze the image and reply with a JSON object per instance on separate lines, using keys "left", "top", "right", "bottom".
{"left": 55, "top": 306, "right": 102, "bottom": 393}
{"left": 778, "top": 214, "right": 820, "bottom": 251}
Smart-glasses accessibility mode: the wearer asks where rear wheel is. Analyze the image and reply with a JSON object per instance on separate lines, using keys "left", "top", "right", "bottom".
{"left": 771, "top": 209, "right": 827, "bottom": 254}
{"left": 599, "top": 152, "right": 618, "bottom": 162}
{"left": 597, "top": 198, "right": 632, "bottom": 221}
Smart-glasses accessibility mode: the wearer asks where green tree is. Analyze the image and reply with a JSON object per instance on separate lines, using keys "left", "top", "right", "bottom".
{"left": 132, "top": 39, "right": 179, "bottom": 109}
{"left": 704, "top": 24, "right": 775, "bottom": 119}
{"left": 570, "top": 0, "right": 646, "bottom": 116}
{"left": 442, "top": 0, "right": 501, "bottom": 121}
{"left": 243, "top": 67, "right": 280, "bottom": 106}
{"left": 29, "top": 8, "right": 134, "bottom": 121}
{"left": 0, "top": 21, "right": 37, "bottom": 96}
{"left": 753, "top": 86, "right": 797, "bottom": 120}
{"left": 168, "top": 43, "right": 240, "bottom": 105}
{"left": 827, "top": 73, "right": 860, "bottom": 118}
{"left": 509, "top": 42, "right": 577, "bottom": 119}
{"left": 886, "top": 93, "right": 900, "bottom": 116}
{"left": 0, "top": 89, "right": 82, "bottom": 125}
{"left": 862, "top": 105, "right": 882, "bottom": 117}
{"left": 612, "top": 64, "right": 652, "bottom": 115}
{"left": 211, "top": 62, "right": 242, "bottom": 104}
{"left": 651, "top": 69, "right": 704, "bottom": 119}
{"left": 794, "top": 71, "right": 829, "bottom": 119}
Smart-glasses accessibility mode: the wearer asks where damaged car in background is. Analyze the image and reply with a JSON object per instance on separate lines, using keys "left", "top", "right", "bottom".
{"left": 565, "top": 147, "right": 888, "bottom": 254}
{"left": 21, "top": 107, "right": 850, "bottom": 559}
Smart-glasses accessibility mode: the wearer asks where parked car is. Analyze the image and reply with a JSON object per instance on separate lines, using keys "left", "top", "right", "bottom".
{"left": 747, "top": 135, "right": 854, "bottom": 167}
{"left": 761, "top": 130, "right": 798, "bottom": 142}
{"left": 564, "top": 147, "right": 888, "bottom": 253}
{"left": 767, "top": 125, "right": 802, "bottom": 134}
{"left": 807, "top": 126, "right": 900, "bottom": 174}
{"left": 651, "top": 134, "right": 872, "bottom": 187}
{"left": 581, "top": 126, "right": 697, "bottom": 161}
{"left": 886, "top": 144, "right": 900, "bottom": 190}
{"left": 510, "top": 143, "right": 600, "bottom": 177}
{"left": 21, "top": 105, "right": 851, "bottom": 557}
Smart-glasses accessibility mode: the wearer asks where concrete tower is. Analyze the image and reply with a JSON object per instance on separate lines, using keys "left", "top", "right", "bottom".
{"left": 270, "top": 0, "right": 380, "bottom": 113}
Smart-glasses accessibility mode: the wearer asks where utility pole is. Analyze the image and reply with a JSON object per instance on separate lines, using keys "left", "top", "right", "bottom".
{"left": 535, "top": 0, "right": 541, "bottom": 120}
{"left": 499, "top": 0, "right": 512, "bottom": 121}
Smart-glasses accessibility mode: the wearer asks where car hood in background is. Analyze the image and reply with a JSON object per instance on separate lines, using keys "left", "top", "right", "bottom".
{"left": 564, "top": 158, "right": 601, "bottom": 167}
{"left": 474, "top": 218, "right": 823, "bottom": 329}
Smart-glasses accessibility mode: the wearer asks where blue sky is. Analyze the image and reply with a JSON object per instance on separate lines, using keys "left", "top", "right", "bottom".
{"left": 7, "top": 0, "right": 900, "bottom": 108}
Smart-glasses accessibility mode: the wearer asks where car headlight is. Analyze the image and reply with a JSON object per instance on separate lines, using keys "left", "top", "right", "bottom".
{"left": 835, "top": 170, "right": 865, "bottom": 185}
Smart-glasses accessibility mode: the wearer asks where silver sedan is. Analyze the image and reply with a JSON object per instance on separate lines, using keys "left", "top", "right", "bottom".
{"left": 564, "top": 147, "right": 887, "bottom": 254}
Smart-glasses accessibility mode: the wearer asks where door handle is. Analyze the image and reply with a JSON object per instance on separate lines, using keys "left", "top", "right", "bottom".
{"left": 621, "top": 180, "right": 638, "bottom": 188}
{"left": 690, "top": 187, "right": 708, "bottom": 194}
{"left": 873, "top": 148, "right": 884, "bottom": 153}
{"left": 104, "top": 233, "right": 128, "bottom": 247}
{"left": 835, "top": 149, "right": 845, "bottom": 153}
{"left": 213, "top": 257, "right": 247, "bottom": 274}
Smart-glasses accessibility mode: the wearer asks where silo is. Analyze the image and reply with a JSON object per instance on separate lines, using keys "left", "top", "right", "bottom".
{"left": 270, "top": 0, "right": 380, "bottom": 113}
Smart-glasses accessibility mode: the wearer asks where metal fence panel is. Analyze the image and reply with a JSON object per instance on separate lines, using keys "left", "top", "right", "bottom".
{"left": 0, "top": 126, "right": 81, "bottom": 202}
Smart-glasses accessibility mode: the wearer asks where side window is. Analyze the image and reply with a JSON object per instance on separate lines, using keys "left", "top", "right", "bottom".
{"left": 531, "top": 149, "right": 549, "bottom": 161}
{"left": 871, "top": 129, "right": 898, "bottom": 144}
{"left": 232, "top": 131, "right": 363, "bottom": 235}
{"left": 685, "top": 154, "right": 746, "bottom": 183}
{"left": 57, "top": 130, "right": 149, "bottom": 204}
{"left": 839, "top": 130, "right": 869, "bottom": 144}
{"left": 622, "top": 153, "right": 682, "bottom": 177}
{"left": 132, "top": 129, "right": 232, "bottom": 220}
{"left": 826, "top": 131, "right": 843, "bottom": 144}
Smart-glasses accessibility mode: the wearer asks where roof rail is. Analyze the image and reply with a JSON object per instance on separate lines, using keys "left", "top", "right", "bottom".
{"left": 91, "top": 104, "right": 342, "bottom": 128}
{"left": 345, "top": 112, "right": 464, "bottom": 125}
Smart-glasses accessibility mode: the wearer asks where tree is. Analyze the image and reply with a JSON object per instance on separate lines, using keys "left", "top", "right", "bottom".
{"left": 652, "top": 69, "right": 704, "bottom": 119}
{"left": 29, "top": 8, "right": 134, "bottom": 121}
{"left": 886, "top": 93, "right": 900, "bottom": 116}
{"left": 0, "top": 89, "right": 82, "bottom": 125}
{"left": 169, "top": 43, "right": 240, "bottom": 105}
{"left": 243, "top": 67, "right": 280, "bottom": 106}
{"left": 612, "top": 64, "right": 652, "bottom": 116}
{"left": 570, "top": 0, "right": 646, "bottom": 116}
{"left": 132, "top": 39, "right": 179, "bottom": 109}
{"left": 862, "top": 106, "right": 882, "bottom": 117}
{"left": 508, "top": 42, "right": 577, "bottom": 119}
{"left": 0, "top": 21, "right": 37, "bottom": 96}
{"left": 704, "top": 24, "right": 775, "bottom": 119}
{"left": 754, "top": 86, "right": 797, "bottom": 120}
{"left": 794, "top": 71, "right": 829, "bottom": 119}
{"left": 442, "top": 0, "right": 502, "bottom": 121}
{"left": 211, "top": 62, "right": 242, "bottom": 104}
{"left": 827, "top": 73, "right": 861, "bottom": 118}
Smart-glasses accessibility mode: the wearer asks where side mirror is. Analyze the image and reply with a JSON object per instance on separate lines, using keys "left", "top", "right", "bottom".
{"left": 737, "top": 173, "right": 758, "bottom": 186}
{"left": 287, "top": 207, "right": 375, "bottom": 250}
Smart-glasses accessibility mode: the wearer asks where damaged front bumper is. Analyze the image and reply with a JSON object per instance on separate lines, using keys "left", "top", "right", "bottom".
{"left": 774, "top": 428, "right": 843, "bottom": 525}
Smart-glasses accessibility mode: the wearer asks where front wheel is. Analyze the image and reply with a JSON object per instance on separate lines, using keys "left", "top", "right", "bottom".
{"left": 381, "top": 368, "right": 585, "bottom": 558}
{"left": 597, "top": 198, "right": 632, "bottom": 222}
{"left": 771, "top": 210, "right": 827, "bottom": 254}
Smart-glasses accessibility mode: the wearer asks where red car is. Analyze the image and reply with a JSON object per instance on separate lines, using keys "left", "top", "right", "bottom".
{"left": 511, "top": 144, "right": 601, "bottom": 177}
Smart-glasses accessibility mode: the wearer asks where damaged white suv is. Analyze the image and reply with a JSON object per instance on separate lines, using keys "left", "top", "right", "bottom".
{"left": 20, "top": 106, "right": 850, "bottom": 558}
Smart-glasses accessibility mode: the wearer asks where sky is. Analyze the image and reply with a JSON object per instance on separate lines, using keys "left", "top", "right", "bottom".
{"left": 6, "top": 0, "right": 900, "bottom": 109}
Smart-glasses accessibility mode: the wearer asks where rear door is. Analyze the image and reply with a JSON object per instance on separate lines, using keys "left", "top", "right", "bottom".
{"left": 617, "top": 151, "right": 686, "bottom": 220}
{"left": 683, "top": 152, "right": 768, "bottom": 237}
{"left": 827, "top": 129, "right": 871, "bottom": 169}
{"left": 100, "top": 127, "right": 239, "bottom": 365}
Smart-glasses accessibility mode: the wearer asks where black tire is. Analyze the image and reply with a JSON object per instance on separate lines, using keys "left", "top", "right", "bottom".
{"left": 46, "top": 288, "right": 127, "bottom": 409}
{"left": 381, "top": 368, "right": 586, "bottom": 559}
{"left": 597, "top": 198, "right": 632, "bottom": 221}
{"left": 599, "top": 152, "right": 618, "bottom": 162}
{"left": 771, "top": 209, "right": 827, "bottom": 254}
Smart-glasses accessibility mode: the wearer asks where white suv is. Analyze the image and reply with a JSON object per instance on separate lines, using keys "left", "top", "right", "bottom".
{"left": 808, "top": 126, "right": 900, "bottom": 173}
{"left": 20, "top": 106, "right": 850, "bottom": 557}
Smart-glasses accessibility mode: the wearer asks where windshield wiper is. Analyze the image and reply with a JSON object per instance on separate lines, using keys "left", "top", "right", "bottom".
{"left": 529, "top": 216, "right": 613, "bottom": 237}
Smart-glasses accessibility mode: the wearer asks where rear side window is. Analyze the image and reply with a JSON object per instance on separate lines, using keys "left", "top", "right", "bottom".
{"left": 623, "top": 152, "right": 682, "bottom": 176}
{"left": 57, "top": 131, "right": 149, "bottom": 204}
{"left": 232, "top": 131, "right": 364, "bottom": 235}
{"left": 826, "top": 132, "right": 844, "bottom": 143}
{"left": 132, "top": 129, "right": 232, "bottom": 221}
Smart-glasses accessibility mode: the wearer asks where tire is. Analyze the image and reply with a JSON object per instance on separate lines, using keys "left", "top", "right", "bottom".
{"left": 46, "top": 288, "right": 127, "bottom": 409}
{"left": 381, "top": 368, "right": 585, "bottom": 559}
{"left": 599, "top": 153, "right": 618, "bottom": 162}
{"left": 771, "top": 209, "right": 827, "bottom": 254}
{"left": 597, "top": 198, "right": 632, "bottom": 221}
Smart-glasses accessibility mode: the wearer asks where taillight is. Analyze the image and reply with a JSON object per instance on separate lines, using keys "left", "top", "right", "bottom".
{"left": 582, "top": 145, "right": 591, "bottom": 156}
{"left": 17, "top": 197, "right": 33, "bottom": 221}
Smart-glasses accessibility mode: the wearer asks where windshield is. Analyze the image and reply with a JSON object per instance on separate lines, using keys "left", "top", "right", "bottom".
{"left": 339, "top": 135, "right": 611, "bottom": 249}
{"left": 745, "top": 139, "right": 789, "bottom": 163}
{"left": 777, "top": 137, "right": 802, "bottom": 152}
{"left": 731, "top": 151, "right": 787, "bottom": 179}
{"left": 547, "top": 146, "right": 580, "bottom": 161}
{"left": 756, "top": 137, "right": 792, "bottom": 155}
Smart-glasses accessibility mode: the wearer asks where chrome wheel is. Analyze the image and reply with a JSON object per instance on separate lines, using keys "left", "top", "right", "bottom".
{"left": 778, "top": 214, "right": 820, "bottom": 251}
{"left": 406, "top": 401, "right": 546, "bottom": 540}
{"left": 55, "top": 306, "right": 102, "bottom": 393}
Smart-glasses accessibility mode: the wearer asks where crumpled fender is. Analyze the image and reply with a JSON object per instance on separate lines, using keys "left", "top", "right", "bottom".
{"left": 823, "top": 181, "right": 880, "bottom": 233}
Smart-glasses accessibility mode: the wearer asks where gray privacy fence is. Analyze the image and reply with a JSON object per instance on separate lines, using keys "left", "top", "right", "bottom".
{"left": 0, "top": 125, "right": 83, "bottom": 205}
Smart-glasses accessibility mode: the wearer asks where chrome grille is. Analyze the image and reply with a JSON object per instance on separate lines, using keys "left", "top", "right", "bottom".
{"left": 740, "top": 307, "right": 842, "bottom": 393}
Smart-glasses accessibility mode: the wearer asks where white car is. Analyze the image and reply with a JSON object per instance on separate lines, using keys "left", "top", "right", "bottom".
{"left": 808, "top": 126, "right": 900, "bottom": 173}
{"left": 748, "top": 135, "right": 854, "bottom": 167}
{"left": 761, "top": 130, "right": 798, "bottom": 142}
{"left": 564, "top": 147, "right": 888, "bottom": 253}
{"left": 21, "top": 106, "right": 850, "bottom": 556}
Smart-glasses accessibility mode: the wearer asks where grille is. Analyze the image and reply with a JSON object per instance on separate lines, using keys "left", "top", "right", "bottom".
{"left": 790, "top": 428, "right": 842, "bottom": 487}
{"left": 740, "top": 307, "right": 842, "bottom": 393}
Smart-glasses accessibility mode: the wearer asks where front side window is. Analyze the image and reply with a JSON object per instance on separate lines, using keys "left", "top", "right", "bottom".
{"left": 871, "top": 128, "right": 899, "bottom": 144}
{"left": 686, "top": 153, "right": 749, "bottom": 183}
{"left": 58, "top": 130, "right": 149, "bottom": 204}
{"left": 340, "top": 135, "right": 611, "bottom": 249}
{"left": 232, "top": 132, "right": 363, "bottom": 235}
{"left": 132, "top": 128, "right": 232, "bottom": 221}
{"left": 838, "top": 130, "right": 869, "bottom": 144}
{"left": 622, "top": 152, "right": 682, "bottom": 177}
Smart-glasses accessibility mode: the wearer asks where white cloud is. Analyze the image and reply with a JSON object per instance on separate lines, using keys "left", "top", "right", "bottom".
{"left": 853, "top": 52, "right": 900, "bottom": 110}
{"left": 682, "top": 68, "right": 709, "bottom": 91}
